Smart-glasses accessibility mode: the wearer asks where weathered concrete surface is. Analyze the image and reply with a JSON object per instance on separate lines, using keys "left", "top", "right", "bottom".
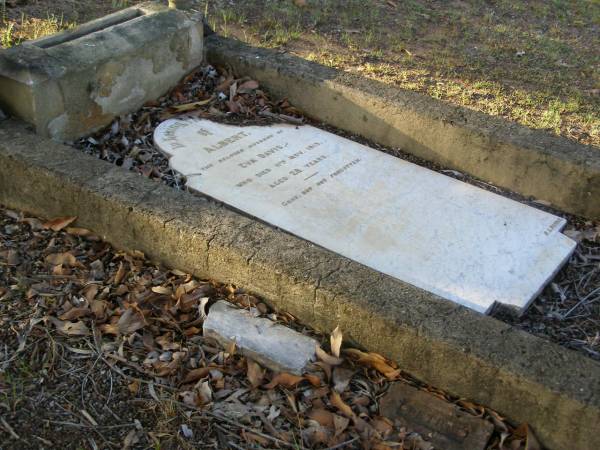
{"left": 380, "top": 382, "right": 494, "bottom": 450}
{"left": 0, "top": 119, "right": 599, "bottom": 450}
{"left": 205, "top": 36, "right": 600, "bottom": 219}
{"left": 0, "top": 2, "right": 203, "bottom": 141}
{"left": 203, "top": 300, "right": 318, "bottom": 374}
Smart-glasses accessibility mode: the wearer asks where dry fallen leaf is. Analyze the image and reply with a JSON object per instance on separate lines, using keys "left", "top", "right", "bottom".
{"left": 264, "top": 372, "right": 305, "bottom": 389}
{"left": 45, "top": 252, "right": 80, "bottom": 267}
{"left": 513, "top": 423, "right": 541, "bottom": 450}
{"left": 246, "top": 359, "right": 265, "bottom": 389}
{"left": 330, "top": 326, "right": 343, "bottom": 358}
{"left": 114, "top": 261, "right": 127, "bottom": 285}
{"left": 308, "top": 408, "right": 335, "bottom": 427}
{"left": 117, "top": 309, "right": 146, "bottom": 335}
{"left": 151, "top": 285, "right": 172, "bottom": 295}
{"left": 90, "top": 299, "right": 108, "bottom": 320}
{"left": 333, "top": 413, "right": 350, "bottom": 437}
{"left": 238, "top": 80, "right": 259, "bottom": 92}
{"left": 316, "top": 345, "right": 344, "bottom": 366}
{"left": 59, "top": 307, "right": 91, "bottom": 321}
{"left": 49, "top": 317, "right": 90, "bottom": 336}
{"left": 65, "top": 226, "right": 92, "bottom": 236}
{"left": 302, "top": 425, "right": 330, "bottom": 446}
{"left": 344, "top": 348, "right": 401, "bottom": 380}
{"left": 82, "top": 284, "right": 99, "bottom": 302}
{"left": 43, "top": 216, "right": 77, "bottom": 231}
{"left": 303, "top": 373, "right": 322, "bottom": 387}
{"left": 181, "top": 367, "right": 211, "bottom": 385}
{"left": 197, "top": 380, "right": 213, "bottom": 405}
{"left": 330, "top": 391, "right": 355, "bottom": 419}
{"left": 128, "top": 379, "right": 140, "bottom": 395}
{"left": 101, "top": 308, "right": 145, "bottom": 335}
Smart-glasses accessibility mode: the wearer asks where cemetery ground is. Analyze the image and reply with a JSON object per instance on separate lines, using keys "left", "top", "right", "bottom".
{"left": 0, "top": 0, "right": 598, "bottom": 149}
{"left": 0, "top": 1, "right": 599, "bottom": 449}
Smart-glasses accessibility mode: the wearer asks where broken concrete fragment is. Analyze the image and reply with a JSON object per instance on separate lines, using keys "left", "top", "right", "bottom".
{"left": 203, "top": 301, "right": 318, "bottom": 375}
{"left": 380, "top": 382, "right": 493, "bottom": 450}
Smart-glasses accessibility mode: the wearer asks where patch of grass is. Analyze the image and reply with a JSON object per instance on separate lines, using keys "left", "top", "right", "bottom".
{"left": 0, "top": 0, "right": 145, "bottom": 48}
{"left": 1, "top": 21, "right": 14, "bottom": 48}
{"left": 197, "top": 0, "right": 599, "bottom": 147}
{"left": 0, "top": 360, "right": 35, "bottom": 413}
{"left": 0, "top": 13, "right": 75, "bottom": 48}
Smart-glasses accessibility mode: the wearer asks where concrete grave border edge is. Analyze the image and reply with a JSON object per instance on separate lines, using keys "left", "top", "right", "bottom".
{"left": 205, "top": 36, "right": 600, "bottom": 220}
{"left": 0, "top": 119, "right": 598, "bottom": 450}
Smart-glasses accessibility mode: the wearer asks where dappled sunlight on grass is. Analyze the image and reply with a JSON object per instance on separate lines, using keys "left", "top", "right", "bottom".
{"left": 1, "top": 14, "right": 75, "bottom": 47}
{"left": 200, "top": 0, "right": 599, "bottom": 147}
{"left": 0, "top": 0, "right": 143, "bottom": 48}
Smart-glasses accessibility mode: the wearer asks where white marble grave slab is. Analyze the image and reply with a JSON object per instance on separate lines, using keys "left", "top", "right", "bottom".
{"left": 154, "top": 118, "right": 576, "bottom": 314}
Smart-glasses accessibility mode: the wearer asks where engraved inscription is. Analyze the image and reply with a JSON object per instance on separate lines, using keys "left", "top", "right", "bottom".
{"left": 154, "top": 118, "right": 576, "bottom": 315}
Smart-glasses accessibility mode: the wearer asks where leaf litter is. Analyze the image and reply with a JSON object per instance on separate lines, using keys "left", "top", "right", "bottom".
{"left": 0, "top": 207, "right": 540, "bottom": 449}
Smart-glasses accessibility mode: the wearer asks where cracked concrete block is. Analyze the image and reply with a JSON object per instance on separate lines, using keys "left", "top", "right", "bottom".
{"left": 203, "top": 301, "right": 318, "bottom": 374}
{"left": 0, "top": 1, "right": 203, "bottom": 141}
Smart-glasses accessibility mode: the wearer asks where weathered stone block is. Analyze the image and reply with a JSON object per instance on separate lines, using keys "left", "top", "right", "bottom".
{"left": 0, "top": 2, "right": 203, "bottom": 141}
{"left": 203, "top": 301, "right": 318, "bottom": 374}
{"left": 380, "top": 382, "right": 494, "bottom": 450}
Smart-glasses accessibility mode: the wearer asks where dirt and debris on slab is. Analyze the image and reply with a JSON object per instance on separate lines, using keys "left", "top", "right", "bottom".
{"left": 0, "top": 207, "right": 539, "bottom": 449}
{"left": 71, "top": 64, "right": 600, "bottom": 362}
